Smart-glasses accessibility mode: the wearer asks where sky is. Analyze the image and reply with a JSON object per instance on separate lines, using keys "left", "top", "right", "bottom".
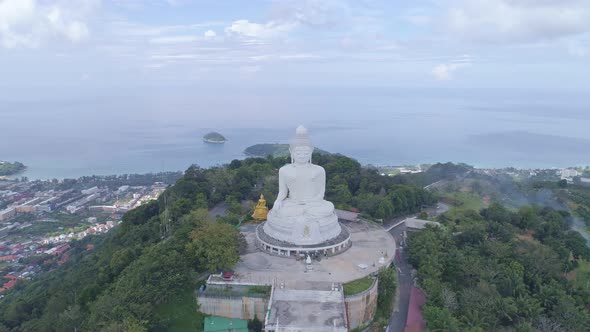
{"left": 1, "top": 0, "right": 590, "bottom": 98}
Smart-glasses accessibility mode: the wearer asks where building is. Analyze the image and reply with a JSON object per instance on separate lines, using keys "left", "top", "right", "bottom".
{"left": 35, "top": 204, "right": 51, "bottom": 213}
{"left": 81, "top": 187, "right": 99, "bottom": 195}
{"left": 0, "top": 255, "right": 18, "bottom": 262}
{"left": 15, "top": 205, "right": 36, "bottom": 213}
{"left": 335, "top": 209, "right": 360, "bottom": 222}
{"left": 88, "top": 205, "right": 117, "bottom": 213}
{"left": 560, "top": 168, "right": 579, "bottom": 182}
{"left": 0, "top": 208, "right": 16, "bottom": 221}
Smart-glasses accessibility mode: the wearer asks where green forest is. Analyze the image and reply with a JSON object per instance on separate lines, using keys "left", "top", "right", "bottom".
{"left": 408, "top": 204, "right": 590, "bottom": 331}
{"left": 0, "top": 153, "right": 435, "bottom": 331}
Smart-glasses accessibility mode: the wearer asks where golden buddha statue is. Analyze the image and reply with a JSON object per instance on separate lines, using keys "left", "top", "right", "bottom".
{"left": 252, "top": 194, "right": 269, "bottom": 221}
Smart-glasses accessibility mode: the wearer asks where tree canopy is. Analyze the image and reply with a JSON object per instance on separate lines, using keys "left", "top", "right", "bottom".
{"left": 408, "top": 204, "right": 590, "bottom": 331}
{"left": 0, "top": 153, "right": 438, "bottom": 331}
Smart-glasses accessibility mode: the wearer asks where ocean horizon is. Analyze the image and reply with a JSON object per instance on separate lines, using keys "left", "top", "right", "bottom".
{"left": 2, "top": 87, "right": 589, "bottom": 180}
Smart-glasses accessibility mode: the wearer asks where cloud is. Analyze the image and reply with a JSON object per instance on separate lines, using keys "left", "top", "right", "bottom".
{"left": 47, "top": 7, "right": 89, "bottom": 42}
{"left": 270, "top": 0, "right": 351, "bottom": 27}
{"left": 204, "top": 29, "right": 216, "bottom": 38}
{"left": 279, "top": 54, "right": 321, "bottom": 60}
{"left": 0, "top": 0, "right": 95, "bottom": 48}
{"left": 225, "top": 19, "right": 296, "bottom": 39}
{"left": 150, "top": 35, "right": 198, "bottom": 44}
{"left": 222, "top": 0, "right": 352, "bottom": 40}
{"left": 432, "top": 62, "right": 470, "bottom": 81}
{"left": 443, "top": 0, "right": 590, "bottom": 44}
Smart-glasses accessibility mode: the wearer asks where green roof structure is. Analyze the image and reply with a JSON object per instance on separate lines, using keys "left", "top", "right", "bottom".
{"left": 203, "top": 316, "right": 249, "bottom": 332}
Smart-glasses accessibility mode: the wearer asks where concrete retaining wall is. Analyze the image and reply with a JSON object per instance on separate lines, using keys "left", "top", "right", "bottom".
{"left": 197, "top": 295, "right": 268, "bottom": 320}
{"left": 344, "top": 278, "right": 379, "bottom": 330}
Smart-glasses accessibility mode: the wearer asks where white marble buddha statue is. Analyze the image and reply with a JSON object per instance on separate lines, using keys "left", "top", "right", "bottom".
{"left": 262, "top": 126, "right": 342, "bottom": 245}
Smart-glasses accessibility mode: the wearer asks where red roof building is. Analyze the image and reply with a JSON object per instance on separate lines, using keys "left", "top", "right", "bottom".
{"left": 53, "top": 244, "right": 70, "bottom": 256}
{"left": 0, "top": 279, "right": 18, "bottom": 292}
{"left": 0, "top": 255, "right": 18, "bottom": 262}
{"left": 0, "top": 274, "right": 23, "bottom": 293}
{"left": 4, "top": 275, "right": 22, "bottom": 280}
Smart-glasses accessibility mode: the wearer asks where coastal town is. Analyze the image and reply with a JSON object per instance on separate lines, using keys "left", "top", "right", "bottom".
{"left": 0, "top": 173, "right": 180, "bottom": 294}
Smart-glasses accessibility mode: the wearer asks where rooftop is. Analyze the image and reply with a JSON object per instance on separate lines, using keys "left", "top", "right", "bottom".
{"left": 267, "top": 287, "right": 347, "bottom": 331}
{"left": 335, "top": 209, "right": 360, "bottom": 222}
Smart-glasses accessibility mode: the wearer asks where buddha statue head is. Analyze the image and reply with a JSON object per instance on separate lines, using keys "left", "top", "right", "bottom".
{"left": 290, "top": 125, "right": 313, "bottom": 165}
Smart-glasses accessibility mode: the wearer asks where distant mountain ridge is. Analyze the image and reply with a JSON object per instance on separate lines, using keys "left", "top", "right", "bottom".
{"left": 244, "top": 144, "right": 330, "bottom": 158}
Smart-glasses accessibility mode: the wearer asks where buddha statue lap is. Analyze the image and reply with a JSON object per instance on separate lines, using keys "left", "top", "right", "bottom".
{"left": 262, "top": 126, "right": 342, "bottom": 245}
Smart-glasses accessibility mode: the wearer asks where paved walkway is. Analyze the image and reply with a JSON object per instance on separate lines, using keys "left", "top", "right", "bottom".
{"left": 234, "top": 221, "right": 395, "bottom": 286}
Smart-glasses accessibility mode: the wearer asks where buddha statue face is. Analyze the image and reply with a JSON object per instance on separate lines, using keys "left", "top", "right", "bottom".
{"left": 291, "top": 146, "right": 312, "bottom": 165}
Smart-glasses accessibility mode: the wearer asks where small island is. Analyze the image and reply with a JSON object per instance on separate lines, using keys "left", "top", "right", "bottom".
{"left": 244, "top": 144, "right": 329, "bottom": 158}
{"left": 203, "top": 132, "right": 227, "bottom": 144}
{"left": 0, "top": 161, "right": 26, "bottom": 176}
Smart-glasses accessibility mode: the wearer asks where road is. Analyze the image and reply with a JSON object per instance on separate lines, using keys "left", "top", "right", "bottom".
{"left": 387, "top": 222, "right": 411, "bottom": 332}
{"left": 385, "top": 202, "right": 449, "bottom": 332}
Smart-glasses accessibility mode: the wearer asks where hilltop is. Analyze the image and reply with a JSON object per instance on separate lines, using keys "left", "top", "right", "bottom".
{"left": 244, "top": 143, "right": 330, "bottom": 158}
{"left": 202, "top": 132, "right": 226, "bottom": 143}
{"left": 0, "top": 153, "right": 436, "bottom": 331}
{"left": 0, "top": 161, "right": 26, "bottom": 176}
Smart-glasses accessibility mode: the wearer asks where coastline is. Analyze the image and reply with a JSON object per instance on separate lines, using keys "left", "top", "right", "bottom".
{"left": 203, "top": 139, "right": 226, "bottom": 144}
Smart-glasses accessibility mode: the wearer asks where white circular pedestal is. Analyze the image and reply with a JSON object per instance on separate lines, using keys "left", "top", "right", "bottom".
{"left": 256, "top": 223, "right": 351, "bottom": 258}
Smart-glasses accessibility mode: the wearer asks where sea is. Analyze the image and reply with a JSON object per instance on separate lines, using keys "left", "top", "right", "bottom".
{"left": 1, "top": 86, "right": 589, "bottom": 180}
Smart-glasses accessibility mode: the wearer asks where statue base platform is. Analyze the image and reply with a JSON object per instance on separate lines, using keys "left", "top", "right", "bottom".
{"left": 256, "top": 223, "right": 351, "bottom": 258}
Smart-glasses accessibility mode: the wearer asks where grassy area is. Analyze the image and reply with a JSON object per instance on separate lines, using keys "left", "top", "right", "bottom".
{"left": 156, "top": 287, "right": 206, "bottom": 332}
{"left": 247, "top": 285, "right": 271, "bottom": 297}
{"left": 343, "top": 276, "right": 375, "bottom": 296}
{"left": 442, "top": 191, "right": 485, "bottom": 211}
{"left": 570, "top": 259, "right": 590, "bottom": 291}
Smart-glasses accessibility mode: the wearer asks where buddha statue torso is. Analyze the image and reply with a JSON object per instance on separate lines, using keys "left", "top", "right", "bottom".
{"left": 262, "top": 126, "right": 342, "bottom": 245}
{"left": 271, "top": 164, "right": 334, "bottom": 217}
{"left": 282, "top": 164, "right": 322, "bottom": 201}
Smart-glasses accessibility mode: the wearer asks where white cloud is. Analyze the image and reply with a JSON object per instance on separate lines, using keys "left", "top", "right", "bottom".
{"left": 47, "top": 7, "right": 89, "bottom": 42}
{"left": 150, "top": 35, "right": 198, "bottom": 44}
{"left": 443, "top": 0, "right": 590, "bottom": 43}
{"left": 225, "top": 19, "right": 296, "bottom": 39}
{"left": 270, "top": 0, "right": 351, "bottom": 27}
{"left": 204, "top": 29, "right": 216, "bottom": 38}
{"left": 432, "top": 62, "right": 470, "bottom": 81}
{"left": 0, "top": 0, "right": 95, "bottom": 48}
{"left": 279, "top": 53, "right": 320, "bottom": 60}
{"left": 150, "top": 54, "right": 199, "bottom": 60}
{"left": 107, "top": 21, "right": 224, "bottom": 38}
